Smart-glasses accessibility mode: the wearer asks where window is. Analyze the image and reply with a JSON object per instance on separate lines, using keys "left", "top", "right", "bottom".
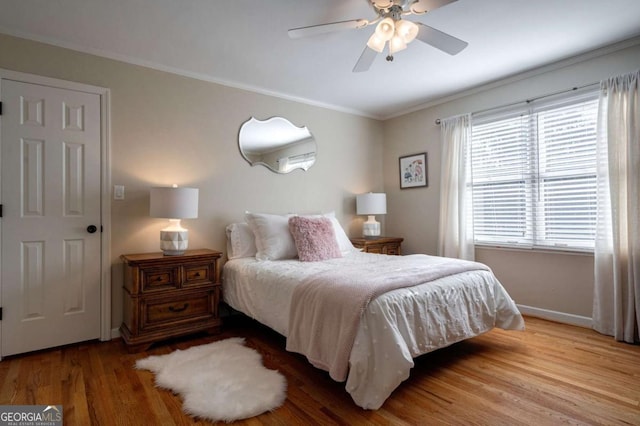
{"left": 470, "top": 90, "right": 599, "bottom": 251}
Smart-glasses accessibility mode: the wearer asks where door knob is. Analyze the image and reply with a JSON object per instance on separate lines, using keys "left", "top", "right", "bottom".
{"left": 87, "top": 225, "right": 98, "bottom": 234}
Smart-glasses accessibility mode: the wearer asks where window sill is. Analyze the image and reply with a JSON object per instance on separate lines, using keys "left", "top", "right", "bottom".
{"left": 474, "top": 243, "right": 594, "bottom": 257}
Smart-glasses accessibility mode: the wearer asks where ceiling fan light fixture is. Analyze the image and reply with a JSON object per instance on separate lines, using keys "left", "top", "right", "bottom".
{"left": 375, "top": 17, "right": 395, "bottom": 41}
{"left": 396, "top": 20, "right": 419, "bottom": 43}
{"left": 388, "top": 34, "right": 407, "bottom": 54}
{"left": 289, "top": 0, "right": 467, "bottom": 73}
{"left": 367, "top": 32, "right": 386, "bottom": 53}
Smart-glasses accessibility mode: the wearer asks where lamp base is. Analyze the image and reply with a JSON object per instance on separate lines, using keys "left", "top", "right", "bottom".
{"left": 160, "top": 230, "right": 188, "bottom": 256}
{"left": 362, "top": 215, "right": 381, "bottom": 237}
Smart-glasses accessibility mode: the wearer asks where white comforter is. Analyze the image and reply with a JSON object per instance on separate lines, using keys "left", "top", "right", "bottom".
{"left": 223, "top": 252, "right": 524, "bottom": 409}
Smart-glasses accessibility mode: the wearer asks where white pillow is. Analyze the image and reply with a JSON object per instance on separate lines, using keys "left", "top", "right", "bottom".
{"left": 225, "top": 223, "right": 257, "bottom": 259}
{"left": 320, "top": 212, "right": 359, "bottom": 255}
{"left": 245, "top": 212, "right": 297, "bottom": 261}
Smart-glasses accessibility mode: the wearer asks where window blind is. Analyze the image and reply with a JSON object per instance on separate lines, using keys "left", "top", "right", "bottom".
{"left": 470, "top": 90, "right": 599, "bottom": 251}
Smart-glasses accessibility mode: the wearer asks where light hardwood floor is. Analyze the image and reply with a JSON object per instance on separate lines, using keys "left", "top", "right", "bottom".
{"left": 1, "top": 315, "right": 638, "bottom": 425}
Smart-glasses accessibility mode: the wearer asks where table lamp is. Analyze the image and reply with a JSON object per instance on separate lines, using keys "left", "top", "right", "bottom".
{"left": 150, "top": 185, "right": 199, "bottom": 255}
{"left": 356, "top": 192, "right": 387, "bottom": 237}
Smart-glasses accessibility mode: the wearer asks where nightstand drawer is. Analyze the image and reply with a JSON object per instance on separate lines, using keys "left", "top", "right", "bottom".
{"left": 364, "top": 243, "right": 385, "bottom": 254}
{"left": 141, "top": 291, "right": 213, "bottom": 330}
{"left": 140, "top": 266, "right": 180, "bottom": 292}
{"left": 383, "top": 245, "right": 400, "bottom": 255}
{"left": 183, "top": 262, "right": 214, "bottom": 287}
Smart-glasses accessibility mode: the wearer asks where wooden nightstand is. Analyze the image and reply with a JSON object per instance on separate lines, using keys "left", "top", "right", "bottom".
{"left": 350, "top": 237, "right": 404, "bottom": 255}
{"left": 120, "top": 248, "right": 222, "bottom": 352}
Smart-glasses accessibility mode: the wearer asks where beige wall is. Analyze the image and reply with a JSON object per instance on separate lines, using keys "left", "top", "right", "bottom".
{"left": 383, "top": 41, "right": 640, "bottom": 319}
{"left": 0, "top": 34, "right": 384, "bottom": 330}
{"left": 3, "top": 31, "right": 639, "bottom": 329}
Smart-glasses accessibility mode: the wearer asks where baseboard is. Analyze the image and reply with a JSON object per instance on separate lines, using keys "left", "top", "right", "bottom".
{"left": 111, "top": 328, "right": 121, "bottom": 339}
{"left": 517, "top": 304, "right": 592, "bottom": 328}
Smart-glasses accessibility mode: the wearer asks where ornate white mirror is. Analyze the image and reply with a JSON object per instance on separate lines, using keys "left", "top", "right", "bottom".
{"left": 238, "top": 116, "right": 316, "bottom": 173}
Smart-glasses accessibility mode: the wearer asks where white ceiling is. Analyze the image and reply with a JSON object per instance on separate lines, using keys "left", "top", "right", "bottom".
{"left": 1, "top": 0, "right": 639, "bottom": 119}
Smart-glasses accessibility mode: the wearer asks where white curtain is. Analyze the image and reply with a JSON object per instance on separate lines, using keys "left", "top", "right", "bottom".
{"left": 438, "top": 114, "right": 474, "bottom": 260}
{"left": 593, "top": 70, "right": 640, "bottom": 343}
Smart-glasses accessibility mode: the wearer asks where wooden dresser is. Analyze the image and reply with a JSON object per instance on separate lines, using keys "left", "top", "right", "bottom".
{"left": 120, "top": 248, "right": 222, "bottom": 352}
{"left": 350, "top": 236, "right": 404, "bottom": 255}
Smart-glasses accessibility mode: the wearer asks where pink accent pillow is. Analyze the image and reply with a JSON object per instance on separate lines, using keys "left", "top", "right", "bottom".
{"left": 288, "top": 216, "right": 342, "bottom": 262}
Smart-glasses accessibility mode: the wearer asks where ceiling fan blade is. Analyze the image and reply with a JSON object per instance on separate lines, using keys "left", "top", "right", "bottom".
{"left": 410, "top": 0, "right": 457, "bottom": 14}
{"left": 415, "top": 22, "right": 468, "bottom": 55}
{"left": 353, "top": 46, "right": 378, "bottom": 73}
{"left": 288, "top": 19, "right": 368, "bottom": 39}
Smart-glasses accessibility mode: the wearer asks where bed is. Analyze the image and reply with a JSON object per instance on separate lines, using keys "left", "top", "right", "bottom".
{"left": 222, "top": 213, "right": 525, "bottom": 409}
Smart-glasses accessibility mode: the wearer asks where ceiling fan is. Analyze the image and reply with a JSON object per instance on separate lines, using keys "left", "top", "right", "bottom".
{"left": 288, "top": 0, "right": 468, "bottom": 72}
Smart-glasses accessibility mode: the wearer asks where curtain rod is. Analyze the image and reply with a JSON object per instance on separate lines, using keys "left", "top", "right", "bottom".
{"left": 434, "top": 81, "right": 600, "bottom": 125}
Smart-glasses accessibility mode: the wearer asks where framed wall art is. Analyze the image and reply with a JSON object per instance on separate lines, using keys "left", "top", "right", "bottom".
{"left": 399, "top": 152, "right": 428, "bottom": 189}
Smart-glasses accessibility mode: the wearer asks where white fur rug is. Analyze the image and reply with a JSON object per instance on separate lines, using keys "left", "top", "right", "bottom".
{"left": 136, "top": 337, "right": 287, "bottom": 422}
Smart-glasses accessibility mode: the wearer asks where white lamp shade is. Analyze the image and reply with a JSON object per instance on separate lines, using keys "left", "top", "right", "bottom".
{"left": 375, "top": 17, "right": 395, "bottom": 41}
{"left": 396, "top": 20, "right": 418, "bottom": 43}
{"left": 367, "top": 32, "right": 386, "bottom": 53}
{"left": 150, "top": 187, "right": 199, "bottom": 219}
{"left": 356, "top": 193, "right": 387, "bottom": 215}
{"left": 389, "top": 35, "right": 407, "bottom": 54}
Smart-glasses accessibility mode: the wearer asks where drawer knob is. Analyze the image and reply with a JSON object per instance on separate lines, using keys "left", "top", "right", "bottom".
{"left": 156, "top": 277, "right": 163, "bottom": 282}
{"left": 194, "top": 272, "right": 201, "bottom": 277}
{"left": 168, "top": 303, "right": 189, "bottom": 313}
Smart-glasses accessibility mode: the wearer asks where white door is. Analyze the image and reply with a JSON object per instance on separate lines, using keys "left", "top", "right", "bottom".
{"left": 1, "top": 79, "right": 102, "bottom": 356}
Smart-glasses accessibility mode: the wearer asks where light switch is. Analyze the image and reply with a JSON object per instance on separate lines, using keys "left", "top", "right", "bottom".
{"left": 114, "top": 185, "right": 125, "bottom": 200}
